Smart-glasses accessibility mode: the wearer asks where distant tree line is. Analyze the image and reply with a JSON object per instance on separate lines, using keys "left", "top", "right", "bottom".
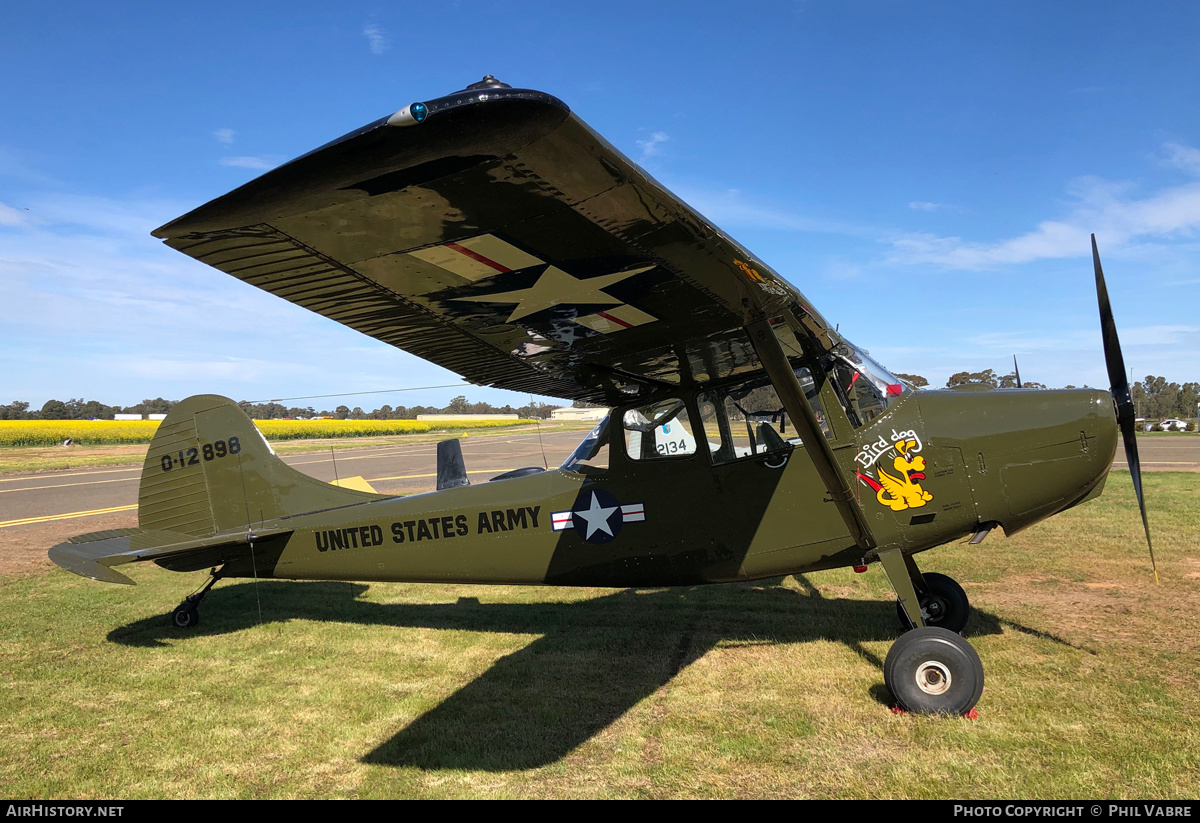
{"left": 0, "top": 395, "right": 558, "bottom": 421}
{"left": 893, "top": 370, "right": 1050, "bottom": 389}
{"left": 893, "top": 373, "right": 930, "bottom": 388}
{"left": 943, "top": 369, "right": 1047, "bottom": 390}
{"left": 1131, "top": 377, "right": 1200, "bottom": 420}
{"left": 10, "top": 377, "right": 1196, "bottom": 423}
{"left": 895, "top": 370, "right": 1198, "bottom": 420}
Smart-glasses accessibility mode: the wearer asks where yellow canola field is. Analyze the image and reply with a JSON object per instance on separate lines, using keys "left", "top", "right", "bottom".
{"left": 0, "top": 418, "right": 535, "bottom": 447}
{"left": 253, "top": 419, "right": 430, "bottom": 440}
{"left": 0, "top": 420, "right": 162, "bottom": 447}
{"left": 252, "top": 418, "right": 535, "bottom": 440}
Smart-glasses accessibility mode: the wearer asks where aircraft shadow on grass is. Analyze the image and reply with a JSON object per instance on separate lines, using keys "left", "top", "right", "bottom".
{"left": 106, "top": 577, "right": 1077, "bottom": 771}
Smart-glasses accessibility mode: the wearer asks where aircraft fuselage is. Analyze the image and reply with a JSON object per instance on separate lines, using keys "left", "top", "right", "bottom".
{"left": 202, "top": 386, "right": 1117, "bottom": 588}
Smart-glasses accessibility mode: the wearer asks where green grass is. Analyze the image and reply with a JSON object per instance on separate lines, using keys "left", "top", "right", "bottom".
{"left": 1, "top": 472, "right": 1197, "bottom": 798}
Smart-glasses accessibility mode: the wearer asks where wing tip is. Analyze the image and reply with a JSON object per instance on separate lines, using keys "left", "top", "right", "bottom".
{"left": 49, "top": 537, "right": 138, "bottom": 585}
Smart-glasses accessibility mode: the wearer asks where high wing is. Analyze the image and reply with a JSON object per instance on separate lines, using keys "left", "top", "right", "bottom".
{"left": 154, "top": 78, "right": 841, "bottom": 403}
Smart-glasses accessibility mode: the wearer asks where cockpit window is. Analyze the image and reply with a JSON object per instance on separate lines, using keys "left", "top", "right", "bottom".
{"left": 699, "top": 367, "right": 829, "bottom": 465}
{"left": 623, "top": 398, "right": 698, "bottom": 460}
{"left": 827, "top": 344, "right": 906, "bottom": 428}
{"left": 560, "top": 416, "right": 610, "bottom": 474}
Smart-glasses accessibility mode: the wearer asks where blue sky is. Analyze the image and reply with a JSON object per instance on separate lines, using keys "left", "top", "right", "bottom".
{"left": 2, "top": 2, "right": 1198, "bottom": 411}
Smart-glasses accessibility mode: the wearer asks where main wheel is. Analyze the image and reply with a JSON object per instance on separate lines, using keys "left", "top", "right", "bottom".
{"left": 171, "top": 603, "right": 199, "bottom": 629}
{"left": 897, "top": 571, "right": 970, "bottom": 633}
{"left": 884, "top": 626, "right": 984, "bottom": 715}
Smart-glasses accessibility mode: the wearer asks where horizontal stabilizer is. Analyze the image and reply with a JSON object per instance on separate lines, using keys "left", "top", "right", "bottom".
{"left": 49, "top": 526, "right": 293, "bottom": 585}
{"left": 329, "top": 475, "right": 379, "bottom": 493}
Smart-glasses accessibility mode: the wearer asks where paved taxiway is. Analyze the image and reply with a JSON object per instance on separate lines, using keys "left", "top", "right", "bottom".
{"left": 1110, "top": 435, "right": 1200, "bottom": 471}
{"left": 0, "top": 429, "right": 587, "bottom": 530}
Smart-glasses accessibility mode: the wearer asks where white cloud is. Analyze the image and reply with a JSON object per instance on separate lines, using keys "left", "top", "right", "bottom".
{"left": 670, "top": 185, "right": 869, "bottom": 237}
{"left": 1110, "top": 324, "right": 1200, "bottom": 347}
{"left": 908, "top": 201, "right": 952, "bottom": 212}
{"left": 219, "top": 156, "right": 277, "bottom": 170}
{"left": 363, "top": 23, "right": 387, "bottom": 55}
{"left": 962, "top": 329, "right": 1096, "bottom": 353}
{"left": 888, "top": 169, "right": 1200, "bottom": 269}
{"left": 636, "top": 131, "right": 669, "bottom": 162}
{"left": 819, "top": 257, "right": 863, "bottom": 280}
{"left": 0, "top": 145, "right": 59, "bottom": 186}
{"left": 0, "top": 189, "right": 548, "bottom": 410}
{"left": 1161, "top": 141, "right": 1200, "bottom": 177}
{"left": 0, "top": 200, "right": 28, "bottom": 226}
{"left": 213, "top": 128, "right": 236, "bottom": 145}
{"left": 120, "top": 355, "right": 285, "bottom": 382}
{"left": 887, "top": 221, "right": 1091, "bottom": 269}
{"left": 16, "top": 192, "right": 183, "bottom": 238}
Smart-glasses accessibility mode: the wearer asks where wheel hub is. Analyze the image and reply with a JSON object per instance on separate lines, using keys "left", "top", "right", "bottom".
{"left": 924, "top": 596, "right": 946, "bottom": 621}
{"left": 915, "top": 660, "right": 952, "bottom": 695}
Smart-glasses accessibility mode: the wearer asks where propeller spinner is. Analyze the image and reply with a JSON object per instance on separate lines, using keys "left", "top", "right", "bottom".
{"left": 1092, "top": 234, "right": 1158, "bottom": 583}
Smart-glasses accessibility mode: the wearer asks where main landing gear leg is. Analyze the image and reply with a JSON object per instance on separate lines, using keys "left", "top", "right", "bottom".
{"left": 170, "top": 568, "right": 222, "bottom": 629}
{"left": 878, "top": 548, "right": 924, "bottom": 629}
{"left": 877, "top": 549, "right": 983, "bottom": 715}
{"left": 892, "top": 552, "right": 971, "bottom": 634}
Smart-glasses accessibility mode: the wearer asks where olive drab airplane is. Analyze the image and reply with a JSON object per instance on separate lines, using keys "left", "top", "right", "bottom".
{"left": 49, "top": 76, "right": 1155, "bottom": 716}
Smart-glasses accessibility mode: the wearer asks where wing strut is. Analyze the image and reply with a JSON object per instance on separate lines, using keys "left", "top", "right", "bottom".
{"left": 744, "top": 317, "right": 877, "bottom": 552}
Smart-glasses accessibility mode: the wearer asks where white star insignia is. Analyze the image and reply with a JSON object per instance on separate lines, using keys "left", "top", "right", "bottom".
{"left": 573, "top": 492, "right": 619, "bottom": 539}
{"left": 452, "top": 265, "right": 654, "bottom": 322}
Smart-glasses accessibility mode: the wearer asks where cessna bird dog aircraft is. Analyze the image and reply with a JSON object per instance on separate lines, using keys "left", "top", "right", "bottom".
{"left": 50, "top": 76, "right": 1154, "bottom": 716}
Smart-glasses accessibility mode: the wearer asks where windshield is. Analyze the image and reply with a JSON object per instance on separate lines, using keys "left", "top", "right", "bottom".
{"left": 827, "top": 343, "right": 906, "bottom": 428}
{"left": 560, "top": 415, "right": 610, "bottom": 473}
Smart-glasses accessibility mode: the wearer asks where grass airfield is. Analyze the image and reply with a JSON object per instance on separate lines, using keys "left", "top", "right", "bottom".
{"left": 1, "top": 471, "right": 1197, "bottom": 799}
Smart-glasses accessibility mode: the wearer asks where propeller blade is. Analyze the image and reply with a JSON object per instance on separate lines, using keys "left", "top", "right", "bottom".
{"left": 1013, "top": 355, "right": 1022, "bottom": 389}
{"left": 1093, "top": 234, "right": 1157, "bottom": 583}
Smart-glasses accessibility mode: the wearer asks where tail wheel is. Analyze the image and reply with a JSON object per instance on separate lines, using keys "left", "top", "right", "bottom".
{"left": 884, "top": 626, "right": 983, "bottom": 715}
{"left": 171, "top": 603, "right": 199, "bottom": 629}
{"left": 897, "top": 571, "right": 970, "bottom": 634}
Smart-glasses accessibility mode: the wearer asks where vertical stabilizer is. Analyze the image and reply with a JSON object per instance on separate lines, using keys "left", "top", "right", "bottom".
{"left": 436, "top": 438, "right": 470, "bottom": 490}
{"left": 138, "top": 395, "right": 386, "bottom": 536}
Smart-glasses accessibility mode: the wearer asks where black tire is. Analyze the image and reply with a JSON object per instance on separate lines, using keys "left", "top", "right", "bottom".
{"left": 897, "top": 571, "right": 970, "bottom": 634}
{"left": 171, "top": 603, "right": 199, "bottom": 629}
{"left": 884, "top": 626, "right": 984, "bottom": 715}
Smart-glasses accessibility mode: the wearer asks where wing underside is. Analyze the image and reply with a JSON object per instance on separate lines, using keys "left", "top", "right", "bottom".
{"left": 155, "top": 84, "right": 839, "bottom": 402}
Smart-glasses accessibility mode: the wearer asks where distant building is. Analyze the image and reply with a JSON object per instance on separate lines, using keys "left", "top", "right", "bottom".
{"left": 114, "top": 413, "right": 143, "bottom": 421}
{"left": 148, "top": 414, "right": 167, "bottom": 421}
{"left": 550, "top": 406, "right": 608, "bottom": 422}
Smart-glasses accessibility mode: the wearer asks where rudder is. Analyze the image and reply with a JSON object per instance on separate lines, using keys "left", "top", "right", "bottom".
{"left": 138, "top": 395, "right": 383, "bottom": 536}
